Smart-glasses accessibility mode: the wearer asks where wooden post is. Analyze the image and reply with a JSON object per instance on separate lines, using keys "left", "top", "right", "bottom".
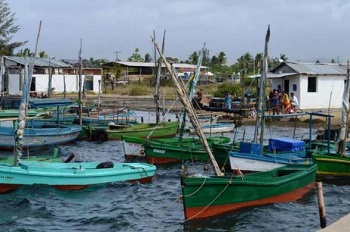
{"left": 317, "top": 182, "right": 327, "bottom": 228}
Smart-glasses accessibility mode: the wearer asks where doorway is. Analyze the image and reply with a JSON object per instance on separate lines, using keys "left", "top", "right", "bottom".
{"left": 284, "top": 79, "right": 289, "bottom": 93}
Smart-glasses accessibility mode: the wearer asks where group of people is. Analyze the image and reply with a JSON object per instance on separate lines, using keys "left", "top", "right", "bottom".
{"left": 30, "top": 91, "right": 48, "bottom": 99}
{"left": 269, "top": 88, "right": 299, "bottom": 115}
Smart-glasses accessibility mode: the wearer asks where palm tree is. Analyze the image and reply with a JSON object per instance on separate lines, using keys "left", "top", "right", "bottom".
{"left": 217, "top": 51, "right": 227, "bottom": 66}
{"left": 39, "top": 51, "right": 48, "bottom": 58}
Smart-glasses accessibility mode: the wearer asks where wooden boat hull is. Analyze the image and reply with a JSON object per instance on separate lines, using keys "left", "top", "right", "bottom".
{"left": 0, "top": 109, "right": 38, "bottom": 118}
{"left": 213, "top": 140, "right": 311, "bottom": 172}
{"left": 229, "top": 152, "right": 312, "bottom": 172}
{"left": 90, "top": 121, "right": 179, "bottom": 141}
{"left": 122, "top": 136, "right": 231, "bottom": 164}
{"left": 81, "top": 112, "right": 138, "bottom": 125}
{"left": 181, "top": 164, "right": 317, "bottom": 220}
{"left": 312, "top": 153, "right": 350, "bottom": 176}
{"left": 0, "top": 161, "right": 156, "bottom": 193}
{"left": 144, "top": 137, "right": 231, "bottom": 164}
{"left": 0, "top": 126, "right": 82, "bottom": 149}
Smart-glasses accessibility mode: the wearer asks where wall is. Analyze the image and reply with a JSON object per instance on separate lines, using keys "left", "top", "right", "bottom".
{"left": 8, "top": 74, "right": 101, "bottom": 95}
{"left": 300, "top": 74, "right": 343, "bottom": 109}
{"left": 271, "top": 74, "right": 344, "bottom": 109}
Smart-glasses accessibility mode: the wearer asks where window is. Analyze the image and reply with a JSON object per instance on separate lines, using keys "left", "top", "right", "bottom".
{"left": 308, "top": 76, "right": 317, "bottom": 92}
{"left": 292, "top": 84, "right": 297, "bottom": 91}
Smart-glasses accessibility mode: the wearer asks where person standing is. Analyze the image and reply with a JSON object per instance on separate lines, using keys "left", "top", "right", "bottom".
{"left": 109, "top": 74, "right": 115, "bottom": 91}
{"left": 224, "top": 92, "right": 232, "bottom": 109}
{"left": 195, "top": 88, "right": 204, "bottom": 109}
{"left": 281, "top": 91, "right": 290, "bottom": 110}
{"left": 271, "top": 89, "right": 280, "bottom": 115}
{"left": 290, "top": 92, "right": 299, "bottom": 108}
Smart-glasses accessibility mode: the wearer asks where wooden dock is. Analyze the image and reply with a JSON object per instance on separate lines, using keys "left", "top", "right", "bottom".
{"left": 319, "top": 213, "right": 350, "bottom": 231}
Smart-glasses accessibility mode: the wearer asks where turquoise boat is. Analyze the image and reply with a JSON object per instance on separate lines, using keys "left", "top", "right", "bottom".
{"left": 0, "top": 161, "right": 157, "bottom": 193}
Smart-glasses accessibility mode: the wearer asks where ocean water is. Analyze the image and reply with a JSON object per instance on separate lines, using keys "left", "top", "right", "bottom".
{"left": 0, "top": 122, "right": 349, "bottom": 231}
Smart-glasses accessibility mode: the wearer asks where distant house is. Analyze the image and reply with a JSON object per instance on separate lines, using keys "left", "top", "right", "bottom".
{"left": 103, "top": 61, "right": 209, "bottom": 77}
{"left": 0, "top": 56, "right": 102, "bottom": 95}
{"left": 268, "top": 62, "right": 347, "bottom": 109}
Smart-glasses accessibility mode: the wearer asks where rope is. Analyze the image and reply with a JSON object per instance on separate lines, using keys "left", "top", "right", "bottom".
{"left": 183, "top": 174, "right": 234, "bottom": 221}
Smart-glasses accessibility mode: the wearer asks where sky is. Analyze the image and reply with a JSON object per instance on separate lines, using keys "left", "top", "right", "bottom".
{"left": 7, "top": 0, "right": 350, "bottom": 64}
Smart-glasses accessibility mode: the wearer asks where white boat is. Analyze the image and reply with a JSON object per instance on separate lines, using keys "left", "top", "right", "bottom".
{"left": 188, "top": 123, "right": 235, "bottom": 134}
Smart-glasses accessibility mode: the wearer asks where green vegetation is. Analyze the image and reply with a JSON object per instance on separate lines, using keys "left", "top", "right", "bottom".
{"left": 0, "top": 0, "right": 27, "bottom": 55}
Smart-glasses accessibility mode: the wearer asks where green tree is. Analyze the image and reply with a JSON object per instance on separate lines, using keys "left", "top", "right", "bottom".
{"left": 16, "top": 48, "right": 33, "bottom": 57}
{"left": 127, "top": 48, "right": 144, "bottom": 62}
{"left": 217, "top": 51, "right": 227, "bottom": 66}
{"left": 0, "top": 0, "right": 27, "bottom": 55}
{"left": 187, "top": 51, "right": 199, "bottom": 64}
{"left": 237, "top": 52, "right": 253, "bottom": 70}
{"left": 144, "top": 53, "right": 152, "bottom": 62}
{"left": 202, "top": 47, "right": 210, "bottom": 67}
{"left": 39, "top": 51, "right": 48, "bottom": 58}
{"left": 254, "top": 53, "right": 263, "bottom": 74}
{"left": 89, "top": 57, "right": 109, "bottom": 66}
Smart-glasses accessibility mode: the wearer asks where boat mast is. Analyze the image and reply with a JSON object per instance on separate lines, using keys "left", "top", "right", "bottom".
{"left": 335, "top": 61, "right": 350, "bottom": 156}
{"left": 153, "top": 39, "right": 223, "bottom": 176}
{"left": 14, "top": 21, "right": 42, "bottom": 166}
{"left": 254, "top": 25, "right": 270, "bottom": 152}
{"left": 78, "top": 39, "right": 83, "bottom": 125}
{"left": 178, "top": 44, "right": 205, "bottom": 141}
{"left": 154, "top": 30, "right": 166, "bottom": 124}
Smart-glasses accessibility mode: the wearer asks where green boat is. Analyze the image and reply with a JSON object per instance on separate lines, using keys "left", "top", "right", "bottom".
{"left": 182, "top": 164, "right": 317, "bottom": 220}
{"left": 0, "top": 109, "right": 39, "bottom": 118}
{"left": 152, "top": 26, "right": 317, "bottom": 220}
{"left": 311, "top": 61, "right": 350, "bottom": 176}
{"left": 88, "top": 121, "right": 179, "bottom": 141}
{"left": 122, "top": 44, "right": 231, "bottom": 165}
{"left": 131, "top": 136, "right": 230, "bottom": 164}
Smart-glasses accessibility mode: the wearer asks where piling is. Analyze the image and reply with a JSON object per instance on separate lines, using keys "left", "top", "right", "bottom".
{"left": 317, "top": 182, "right": 327, "bottom": 228}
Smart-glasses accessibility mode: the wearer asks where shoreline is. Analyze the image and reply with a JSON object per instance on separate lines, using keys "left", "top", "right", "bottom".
{"left": 24, "top": 93, "right": 345, "bottom": 128}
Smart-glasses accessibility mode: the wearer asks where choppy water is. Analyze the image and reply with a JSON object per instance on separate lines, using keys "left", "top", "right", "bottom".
{"left": 0, "top": 118, "right": 349, "bottom": 231}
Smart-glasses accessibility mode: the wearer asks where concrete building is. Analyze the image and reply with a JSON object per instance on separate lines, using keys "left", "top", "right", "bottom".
{"left": 269, "top": 62, "right": 347, "bottom": 109}
{"left": 0, "top": 56, "right": 102, "bottom": 96}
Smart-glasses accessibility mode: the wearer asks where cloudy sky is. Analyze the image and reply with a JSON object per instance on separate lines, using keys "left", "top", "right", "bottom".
{"left": 7, "top": 0, "right": 350, "bottom": 64}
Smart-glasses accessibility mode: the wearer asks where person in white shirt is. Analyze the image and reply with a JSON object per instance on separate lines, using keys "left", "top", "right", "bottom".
{"left": 290, "top": 92, "right": 299, "bottom": 108}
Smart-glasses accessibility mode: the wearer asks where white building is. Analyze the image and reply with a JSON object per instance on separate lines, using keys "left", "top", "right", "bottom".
{"left": 269, "top": 62, "right": 347, "bottom": 109}
{"left": 0, "top": 56, "right": 102, "bottom": 96}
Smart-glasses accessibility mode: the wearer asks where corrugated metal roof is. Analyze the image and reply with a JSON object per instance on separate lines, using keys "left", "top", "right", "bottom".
{"left": 267, "top": 73, "right": 298, "bottom": 79}
{"left": 108, "top": 61, "right": 207, "bottom": 69}
{"left": 249, "top": 73, "right": 298, "bottom": 79}
{"left": 4, "top": 56, "right": 72, "bottom": 68}
{"left": 279, "top": 62, "right": 347, "bottom": 75}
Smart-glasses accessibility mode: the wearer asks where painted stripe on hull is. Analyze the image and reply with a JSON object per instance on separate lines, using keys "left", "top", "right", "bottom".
{"left": 184, "top": 183, "right": 315, "bottom": 220}
{"left": 313, "top": 156, "right": 350, "bottom": 176}
{"left": 0, "top": 176, "right": 154, "bottom": 194}
{"left": 146, "top": 156, "right": 179, "bottom": 164}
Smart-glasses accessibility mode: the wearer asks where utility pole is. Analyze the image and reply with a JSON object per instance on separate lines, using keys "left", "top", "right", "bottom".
{"left": 114, "top": 51, "right": 121, "bottom": 61}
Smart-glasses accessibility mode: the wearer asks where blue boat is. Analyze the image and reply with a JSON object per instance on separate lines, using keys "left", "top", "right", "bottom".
{"left": 0, "top": 125, "right": 82, "bottom": 149}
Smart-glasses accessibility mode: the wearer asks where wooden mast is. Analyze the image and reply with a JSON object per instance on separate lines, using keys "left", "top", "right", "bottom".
{"left": 14, "top": 20, "right": 42, "bottom": 166}
{"left": 335, "top": 60, "right": 350, "bottom": 155}
{"left": 154, "top": 30, "right": 166, "bottom": 124}
{"left": 78, "top": 39, "right": 83, "bottom": 125}
{"left": 152, "top": 38, "right": 223, "bottom": 176}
